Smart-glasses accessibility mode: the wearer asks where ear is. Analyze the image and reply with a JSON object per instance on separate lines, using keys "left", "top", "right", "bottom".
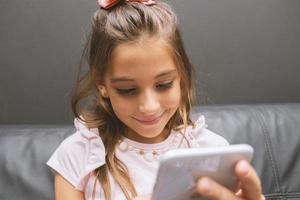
{"left": 98, "top": 85, "right": 109, "bottom": 98}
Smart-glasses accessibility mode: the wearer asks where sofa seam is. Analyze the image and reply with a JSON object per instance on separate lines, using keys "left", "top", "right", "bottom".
{"left": 265, "top": 193, "right": 300, "bottom": 200}
{"left": 252, "top": 107, "right": 284, "bottom": 200}
{"left": 259, "top": 106, "right": 286, "bottom": 200}
{"left": 265, "top": 192, "right": 300, "bottom": 197}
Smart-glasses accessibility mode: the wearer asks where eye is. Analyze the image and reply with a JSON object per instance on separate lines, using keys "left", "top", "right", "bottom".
{"left": 156, "top": 81, "right": 173, "bottom": 91}
{"left": 116, "top": 88, "right": 137, "bottom": 96}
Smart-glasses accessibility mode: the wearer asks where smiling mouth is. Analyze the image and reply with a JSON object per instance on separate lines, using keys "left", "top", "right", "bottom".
{"left": 133, "top": 112, "right": 164, "bottom": 125}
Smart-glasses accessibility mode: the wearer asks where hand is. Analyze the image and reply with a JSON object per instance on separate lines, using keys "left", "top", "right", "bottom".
{"left": 195, "top": 160, "right": 265, "bottom": 200}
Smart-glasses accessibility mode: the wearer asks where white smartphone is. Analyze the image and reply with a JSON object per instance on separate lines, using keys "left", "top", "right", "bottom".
{"left": 152, "top": 144, "right": 254, "bottom": 200}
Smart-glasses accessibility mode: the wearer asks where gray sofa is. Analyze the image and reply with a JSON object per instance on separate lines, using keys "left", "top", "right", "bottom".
{"left": 1, "top": 103, "right": 300, "bottom": 200}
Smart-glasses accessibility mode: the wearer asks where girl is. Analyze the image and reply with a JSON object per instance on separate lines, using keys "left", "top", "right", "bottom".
{"left": 47, "top": 0, "right": 265, "bottom": 200}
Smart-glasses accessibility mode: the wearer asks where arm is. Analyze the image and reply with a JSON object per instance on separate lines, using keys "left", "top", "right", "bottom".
{"left": 54, "top": 173, "right": 84, "bottom": 200}
{"left": 54, "top": 172, "right": 151, "bottom": 200}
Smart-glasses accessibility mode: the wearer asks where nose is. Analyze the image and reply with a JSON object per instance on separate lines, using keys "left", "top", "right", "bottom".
{"left": 138, "top": 89, "right": 160, "bottom": 115}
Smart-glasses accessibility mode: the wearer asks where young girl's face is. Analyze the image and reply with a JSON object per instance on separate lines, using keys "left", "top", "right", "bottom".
{"left": 101, "top": 38, "right": 181, "bottom": 144}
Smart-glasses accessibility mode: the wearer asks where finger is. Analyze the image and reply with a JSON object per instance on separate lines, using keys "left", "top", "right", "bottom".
{"left": 235, "top": 181, "right": 242, "bottom": 193}
{"left": 196, "top": 177, "right": 239, "bottom": 200}
{"left": 235, "top": 160, "right": 262, "bottom": 200}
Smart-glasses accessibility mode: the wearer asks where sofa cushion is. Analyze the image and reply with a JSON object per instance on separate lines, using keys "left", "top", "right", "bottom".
{"left": 192, "top": 104, "right": 300, "bottom": 199}
{"left": 0, "top": 103, "right": 299, "bottom": 200}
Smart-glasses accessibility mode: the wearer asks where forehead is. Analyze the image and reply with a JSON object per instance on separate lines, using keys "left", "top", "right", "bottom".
{"left": 106, "top": 39, "right": 177, "bottom": 80}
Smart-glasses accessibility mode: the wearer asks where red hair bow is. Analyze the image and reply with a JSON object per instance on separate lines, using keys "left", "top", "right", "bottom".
{"left": 97, "top": 0, "right": 156, "bottom": 9}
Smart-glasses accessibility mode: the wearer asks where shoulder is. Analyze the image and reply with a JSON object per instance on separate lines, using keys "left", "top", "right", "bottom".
{"left": 188, "top": 115, "right": 229, "bottom": 147}
{"left": 46, "top": 118, "right": 106, "bottom": 191}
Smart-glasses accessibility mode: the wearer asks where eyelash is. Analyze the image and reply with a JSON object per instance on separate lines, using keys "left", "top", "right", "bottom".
{"left": 116, "top": 81, "right": 174, "bottom": 96}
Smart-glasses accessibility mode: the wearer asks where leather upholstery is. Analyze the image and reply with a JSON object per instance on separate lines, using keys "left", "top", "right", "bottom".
{"left": 0, "top": 103, "right": 299, "bottom": 200}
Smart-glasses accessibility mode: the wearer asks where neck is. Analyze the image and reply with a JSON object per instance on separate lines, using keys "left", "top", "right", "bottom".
{"left": 124, "top": 128, "right": 171, "bottom": 144}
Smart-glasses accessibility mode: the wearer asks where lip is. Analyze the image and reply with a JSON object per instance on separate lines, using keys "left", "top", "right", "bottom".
{"left": 133, "top": 112, "right": 164, "bottom": 125}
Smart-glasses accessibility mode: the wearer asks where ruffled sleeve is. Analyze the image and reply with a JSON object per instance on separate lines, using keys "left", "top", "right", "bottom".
{"left": 189, "top": 115, "right": 230, "bottom": 147}
{"left": 46, "top": 118, "right": 106, "bottom": 191}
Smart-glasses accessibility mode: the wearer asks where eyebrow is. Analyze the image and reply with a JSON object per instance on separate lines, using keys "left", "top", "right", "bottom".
{"left": 110, "top": 69, "right": 177, "bottom": 83}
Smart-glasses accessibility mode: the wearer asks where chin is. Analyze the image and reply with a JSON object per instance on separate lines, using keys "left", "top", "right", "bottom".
{"left": 138, "top": 122, "right": 170, "bottom": 139}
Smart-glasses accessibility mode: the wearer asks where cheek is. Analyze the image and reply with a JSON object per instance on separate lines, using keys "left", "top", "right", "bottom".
{"left": 108, "top": 95, "right": 137, "bottom": 121}
{"left": 162, "top": 82, "right": 181, "bottom": 108}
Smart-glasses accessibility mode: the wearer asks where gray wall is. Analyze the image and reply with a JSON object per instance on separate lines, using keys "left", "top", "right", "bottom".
{"left": 1, "top": 0, "right": 300, "bottom": 124}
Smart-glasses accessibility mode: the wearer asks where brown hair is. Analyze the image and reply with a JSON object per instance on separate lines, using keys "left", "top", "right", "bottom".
{"left": 72, "top": 1, "right": 196, "bottom": 199}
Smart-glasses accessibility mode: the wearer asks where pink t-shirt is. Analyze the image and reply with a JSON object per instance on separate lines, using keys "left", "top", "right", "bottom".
{"left": 46, "top": 115, "right": 229, "bottom": 200}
